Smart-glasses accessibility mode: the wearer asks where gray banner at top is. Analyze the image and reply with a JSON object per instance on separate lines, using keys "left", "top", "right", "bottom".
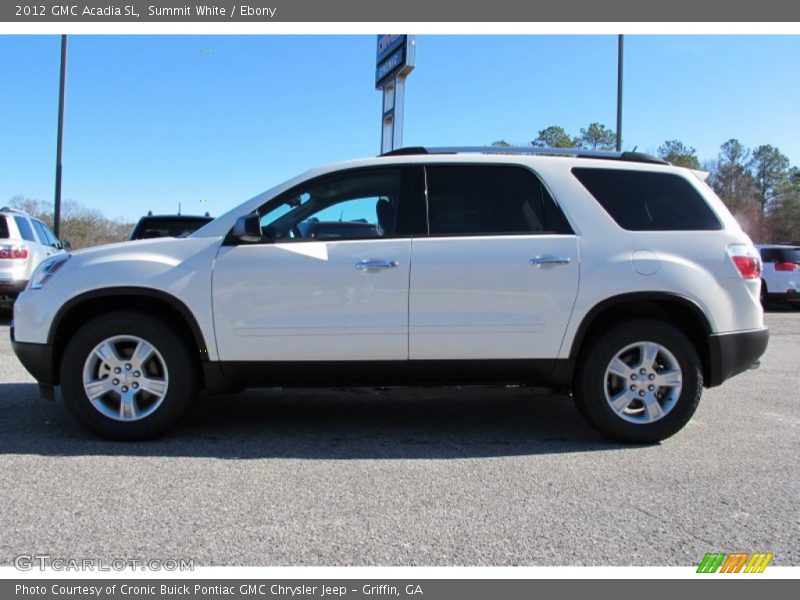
{"left": 2, "top": 0, "right": 800, "bottom": 22}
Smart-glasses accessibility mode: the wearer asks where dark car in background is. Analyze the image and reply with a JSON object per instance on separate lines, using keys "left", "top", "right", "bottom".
{"left": 129, "top": 212, "right": 213, "bottom": 240}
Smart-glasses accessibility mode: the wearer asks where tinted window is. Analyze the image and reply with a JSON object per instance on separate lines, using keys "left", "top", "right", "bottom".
{"left": 32, "top": 220, "right": 51, "bottom": 244}
{"left": 14, "top": 217, "right": 36, "bottom": 242}
{"left": 572, "top": 168, "right": 722, "bottom": 231}
{"left": 0, "top": 217, "right": 8, "bottom": 239}
{"left": 424, "top": 166, "right": 572, "bottom": 236}
{"left": 259, "top": 169, "right": 404, "bottom": 241}
{"left": 763, "top": 248, "right": 800, "bottom": 263}
{"left": 131, "top": 217, "right": 212, "bottom": 240}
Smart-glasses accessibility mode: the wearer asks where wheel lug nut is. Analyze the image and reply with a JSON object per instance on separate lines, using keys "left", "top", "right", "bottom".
{"left": 631, "top": 374, "right": 637, "bottom": 381}
{"left": 639, "top": 368, "right": 646, "bottom": 374}
{"left": 648, "top": 385, "right": 655, "bottom": 391}
{"left": 125, "top": 364, "right": 132, "bottom": 370}
{"left": 121, "top": 386, "right": 128, "bottom": 393}
{"left": 112, "top": 379, "right": 119, "bottom": 385}
{"left": 132, "top": 382, "right": 139, "bottom": 389}
{"left": 114, "top": 367, "right": 121, "bottom": 374}
{"left": 133, "top": 371, "right": 141, "bottom": 378}
{"left": 638, "top": 390, "right": 645, "bottom": 397}
{"left": 648, "top": 373, "right": 655, "bottom": 380}
{"left": 629, "top": 385, "right": 636, "bottom": 391}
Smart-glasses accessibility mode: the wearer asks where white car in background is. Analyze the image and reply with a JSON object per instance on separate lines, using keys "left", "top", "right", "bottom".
{"left": 0, "top": 207, "right": 67, "bottom": 311}
{"left": 757, "top": 244, "right": 800, "bottom": 307}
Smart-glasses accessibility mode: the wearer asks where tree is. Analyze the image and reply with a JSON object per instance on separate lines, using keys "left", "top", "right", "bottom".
{"left": 579, "top": 122, "right": 617, "bottom": 150}
{"left": 708, "top": 139, "right": 758, "bottom": 213}
{"left": 531, "top": 126, "right": 578, "bottom": 149}
{"left": 750, "top": 144, "right": 790, "bottom": 211}
{"left": 8, "top": 195, "right": 133, "bottom": 249}
{"left": 766, "top": 184, "right": 800, "bottom": 242}
{"left": 657, "top": 140, "right": 700, "bottom": 169}
{"left": 491, "top": 140, "right": 511, "bottom": 147}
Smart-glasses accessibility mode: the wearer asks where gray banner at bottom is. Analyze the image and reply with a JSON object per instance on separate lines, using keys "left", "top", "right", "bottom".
{"left": 3, "top": 580, "right": 795, "bottom": 600}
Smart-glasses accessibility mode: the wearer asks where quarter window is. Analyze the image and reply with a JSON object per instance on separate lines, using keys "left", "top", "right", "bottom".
{"left": 14, "top": 217, "right": 36, "bottom": 242}
{"left": 423, "top": 165, "right": 572, "bottom": 236}
{"left": 572, "top": 168, "right": 722, "bottom": 231}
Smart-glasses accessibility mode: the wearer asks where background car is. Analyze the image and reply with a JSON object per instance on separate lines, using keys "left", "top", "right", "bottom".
{"left": 757, "top": 244, "right": 800, "bottom": 307}
{"left": 129, "top": 212, "right": 213, "bottom": 240}
{"left": 0, "top": 207, "right": 67, "bottom": 311}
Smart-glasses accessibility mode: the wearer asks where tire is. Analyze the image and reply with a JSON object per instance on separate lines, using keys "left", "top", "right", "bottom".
{"left": 574, "top": 319, "right": 702, "bottom": 444}
{"left": 60, "top": 311, "right": 199, "bottom": 440}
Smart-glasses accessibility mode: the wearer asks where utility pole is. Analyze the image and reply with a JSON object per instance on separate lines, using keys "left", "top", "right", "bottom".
{"left": 54, "top": 34, "right": 68, "bottom": 238}
{"left": 616, "top": 34, "right": 623, "bottom": 152}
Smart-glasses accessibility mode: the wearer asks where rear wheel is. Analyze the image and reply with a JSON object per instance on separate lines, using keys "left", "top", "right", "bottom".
{"left": 60, "top": 311, "right": 199, "bottom": 440}
{"left": 574, "top": 319, "right": 703, "bottom": 443}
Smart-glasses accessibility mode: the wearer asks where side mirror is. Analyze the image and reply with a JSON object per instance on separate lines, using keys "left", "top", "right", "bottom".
{"left": 61, "top": 240, "right": 72, "bottom": 251}
{"left": 232, "top": 213, "right": 263, "bottom": 243}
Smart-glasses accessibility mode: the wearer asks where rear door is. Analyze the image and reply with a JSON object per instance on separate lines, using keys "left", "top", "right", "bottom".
{"left": 409, "top": 164, "right": 580, "bottom": 360}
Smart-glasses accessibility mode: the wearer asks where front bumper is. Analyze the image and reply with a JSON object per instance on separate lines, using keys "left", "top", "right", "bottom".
{"left": 10, "top": 326, "right": 56, "bottom": 385}
{"left": 706, "top": 327, "right": 769, "bottom": 388}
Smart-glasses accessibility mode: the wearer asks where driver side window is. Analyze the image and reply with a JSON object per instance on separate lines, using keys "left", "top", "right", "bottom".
{"left": 259, "top": 169, "right": 403, "bottom": 241}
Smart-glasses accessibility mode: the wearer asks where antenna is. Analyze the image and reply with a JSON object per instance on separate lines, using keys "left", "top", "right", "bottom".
{"left": 178, "top": 202, "right": 181, "bottom": 215}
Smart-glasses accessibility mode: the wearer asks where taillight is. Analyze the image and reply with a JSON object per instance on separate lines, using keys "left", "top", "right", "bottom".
{"left": 727, "top": 245, "right": 762, "bottom": 279}
{"left": 0, "top": 245, "right": 28, "bottom": 260}
{"left": 775, "top": 262, "right": 799, "bottom": 272}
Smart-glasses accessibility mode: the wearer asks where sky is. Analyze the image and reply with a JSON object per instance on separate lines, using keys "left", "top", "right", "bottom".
{"left": 0, "top": 34, "right": 799, "bottom": 223}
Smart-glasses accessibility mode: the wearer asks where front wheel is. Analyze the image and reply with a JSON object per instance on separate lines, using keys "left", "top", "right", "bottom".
{"left": 574, "top": 319, "right": 703, "bottom": 444}
{"left": 60, "top": 311, "right": 199, "bottom": 440}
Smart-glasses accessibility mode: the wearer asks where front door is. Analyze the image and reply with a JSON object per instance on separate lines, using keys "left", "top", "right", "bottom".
{"left": 212, "top": 167, "right": 412, "bottom": 362}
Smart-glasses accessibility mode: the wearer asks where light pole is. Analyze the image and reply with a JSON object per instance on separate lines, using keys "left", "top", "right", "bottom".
{"left": 616, "top": 34, "right": 623, "bottom": 152}
{"left": 54, "top": 34, "right": 67, "bottom": 238}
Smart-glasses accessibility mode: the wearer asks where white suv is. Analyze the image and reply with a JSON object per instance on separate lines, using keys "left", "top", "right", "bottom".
{"left": 11, "top": 147, "right": 769, "bottom": 443}
{"left": 756, "top": 244, "right": 800, "bottom": 307}
{"left": 0, "top": 207, "right": 66, "bottom": 311}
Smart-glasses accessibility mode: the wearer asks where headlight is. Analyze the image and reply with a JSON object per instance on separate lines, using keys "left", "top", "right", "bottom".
{"left": 29, "top": 254, "right": 71, "bottom": 290}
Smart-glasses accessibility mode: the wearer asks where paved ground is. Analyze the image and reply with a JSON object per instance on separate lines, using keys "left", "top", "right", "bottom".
{"left": 0, "top": 310, "right": 797, "bottom": 566}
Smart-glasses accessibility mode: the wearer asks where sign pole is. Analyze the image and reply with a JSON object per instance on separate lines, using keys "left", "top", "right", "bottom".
{"left": 376, "top": 35, "right": 415, "bottom": 154}
{"left": 616, "top": 34, "right": 623, "bottom": 152}
{"left": 54, "top": 34, "right": 68, "bottom": 238}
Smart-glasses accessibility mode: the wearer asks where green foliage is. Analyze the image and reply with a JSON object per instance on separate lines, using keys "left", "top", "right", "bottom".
{"left": 657, "top": 140, "right": 700, "bottom": 170}
{"left": 491, "top": 140, "right": 511, "bottom": 147}
{"left": 750, "top": 144, "right": 790, "bottom": 211}
{"left": 531, "top": 126, "right": 579, "bottom": 149}
{"left": 579, "top": 122, "right": 617, "bottom": 150}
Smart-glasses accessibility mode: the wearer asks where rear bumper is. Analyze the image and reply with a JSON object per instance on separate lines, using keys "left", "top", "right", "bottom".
{"left": 10, "top": 327, "right": 56, "bottom": 385}
{"left": 706, "top": 327, "right": 769, "bottom": 388}
{"left": 0, "top": 279, "right": 28, "bottom": 304}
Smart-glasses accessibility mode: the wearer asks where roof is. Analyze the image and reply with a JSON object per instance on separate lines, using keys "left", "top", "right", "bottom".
{"left": 380, "top": 146, "right": 670, "bottom": 166}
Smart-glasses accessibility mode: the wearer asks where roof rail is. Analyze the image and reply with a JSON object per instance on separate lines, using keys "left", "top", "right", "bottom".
{"left": 380, "top": 146, "right": 669, "bottom": 165}
{"left": 0, "top": 206, "right": 29, "bottom": 215}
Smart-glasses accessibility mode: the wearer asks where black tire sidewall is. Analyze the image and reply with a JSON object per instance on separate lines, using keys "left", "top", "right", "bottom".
{"left": 60, "top": 311, "right": 198, "bottom": 440}
{"left": 576, "top": 319, "right": 703, "bottom": 444}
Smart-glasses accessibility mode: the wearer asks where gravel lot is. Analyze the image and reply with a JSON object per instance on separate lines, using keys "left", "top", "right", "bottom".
{"left": 0, "top": 310, "right": 797, "bottom": 566}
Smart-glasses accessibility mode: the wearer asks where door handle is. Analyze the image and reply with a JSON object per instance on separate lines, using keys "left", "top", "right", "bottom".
{"left": 355, "top": 259, "right": 399, "bottom": 271}
{"left": 530, "top": 256, "right": 571, "bottom": 267}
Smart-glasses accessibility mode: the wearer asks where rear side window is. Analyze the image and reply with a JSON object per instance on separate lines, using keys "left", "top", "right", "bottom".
{"left": 424, "top": 165, "right": 573, "bottom": 236}
{"left": 13, "top": 217, "right": 36, "bottom": 242}
{"left": 0, "top": 217, "right": 8, "bottom": 239}
{"left": 762, "top": 248, "right": 800, "bottom": 263}
{"left": 572, "top": 168, "right": 722, "bottom": 231}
